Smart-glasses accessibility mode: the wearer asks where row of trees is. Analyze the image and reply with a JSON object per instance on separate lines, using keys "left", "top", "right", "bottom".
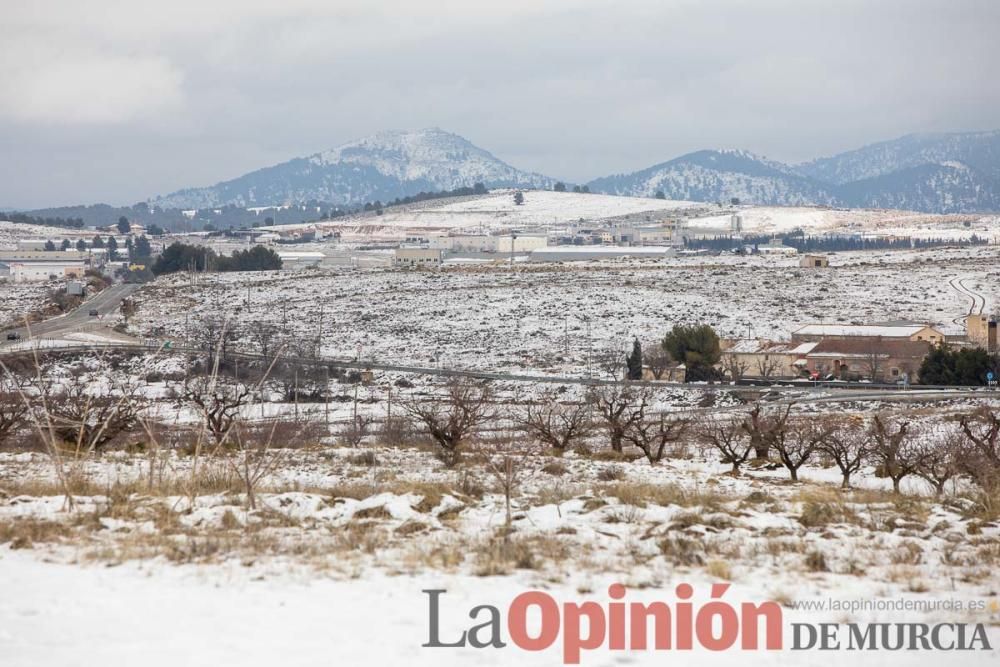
{"left": 151, "top": 243, "right": 282, "bottom": 275}
{"left": 553, "top": 183, "right": 591, "bottom": 194}
{"left": 41, "top": 235, "right": 153, "bottom": 263}
{"left": 698, "top": 404, "right": 1000, "bottom": 498}
{"left": 4, "top": 350, "right": 999, "bottom": 513}
{"left": 400, "top": 379, "right": 1000, "bottom": 506}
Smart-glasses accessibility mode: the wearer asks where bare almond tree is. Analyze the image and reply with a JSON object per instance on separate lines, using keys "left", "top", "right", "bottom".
{"left": 595, "top": 345, "right": 628, "bottom": 381}
{"left": 403, "top": 380, "right": 493, "bottom": 466}
{"left": 698, "top": 417, "right": 751, "bottom": 475}
{"left": 862, "top": 337, "right": 886, "bottom": 382}
{"left": 249, "top": 322, "right": 281, "bottom": 365}
{"left": 645, "top": 345, "right": 673, "bottom": 380}
{"left": 589, "top": 384, "right": 640, "bottom": 453}
{"left": 47, "top": 365, "right": 144, "bottom": 453}
{"left": 956, "top": 407, "right": 1000, "bottom": 511}
{"left": 517, "top": 393, "right": 591, "bottom": 452}
{"left": 480, "top": 433, "right": 537, "bottom": 528}
{"left": 916, "top": 426, "right": 963, "bottom": 496}
{"left": 178, "top": 376, "right": 254, "bottom": 447}
{"left": 339, "top": 413, "right": 375, "bottom": 448}
{"left": 622, "top": 392, "right": 689, "bottom": 465}
{"left": 819, "top": 415, "right": 868, "bottom": 488}
{"left": 756, "top": 355, "right": 781, "bottom": 380}
{"left": 740, "top": 403, "right": 791, "bottom": 460}
{"left": 0, "top": 370, "right": 28, "bottom": 447}
{"left": 774, "top": 417, "right": 832, "bottom": 481}
{"left": 868, "top": 413, "right": 923, "bottom": 493}
{"left": 959, "top": 406, "right": 1000, "bottom": 480}
{"left": 721, "top": 353, "right": 750, "bottom": 382}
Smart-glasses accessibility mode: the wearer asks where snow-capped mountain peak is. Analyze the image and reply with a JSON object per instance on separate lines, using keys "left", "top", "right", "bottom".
{"left": 153, "top": 128, "right": 553, "bottom": 209}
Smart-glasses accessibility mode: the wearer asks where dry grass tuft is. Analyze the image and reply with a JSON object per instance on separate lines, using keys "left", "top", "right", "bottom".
{"left": 705, "top": 559, "right": 732, "bottom": 580}
{"left": 804, "top": 550, "right": 829, "bottom": 572}
{"left": 657, "top": 534, "right": 705, "bottom": 566}
{"left": 602, "top": 482, "right": 726, "bottom": 509}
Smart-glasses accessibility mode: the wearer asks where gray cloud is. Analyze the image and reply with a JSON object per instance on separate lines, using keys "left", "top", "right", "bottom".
{"left": 1, "top": 0, "right": 998, "bottom": 208}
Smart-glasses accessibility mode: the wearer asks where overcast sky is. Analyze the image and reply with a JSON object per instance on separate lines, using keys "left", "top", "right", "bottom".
{"left": 1, "top": 0, "right": 998, "bottom": 208}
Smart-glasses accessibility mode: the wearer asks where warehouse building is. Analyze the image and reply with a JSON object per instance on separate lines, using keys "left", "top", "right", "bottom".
{"left": 394, "top": 248, "right": 443, "bottom": 267}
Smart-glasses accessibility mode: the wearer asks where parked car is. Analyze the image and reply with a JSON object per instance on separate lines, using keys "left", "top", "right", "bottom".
{"left": 88, "top": 309, "right": 99, "bottom": 316}
{"left": 6, "top": 332, "right": 21, "bottom": 340}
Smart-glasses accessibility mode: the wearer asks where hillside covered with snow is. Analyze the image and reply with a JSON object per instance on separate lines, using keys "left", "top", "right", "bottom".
{"left": 148, "top": 129, "right": 1000, "bottom": 215}
{"left": 587, "top": 132, "right": 1000, "bottom": 214}
{"left": 152, "top": 128, "right": 555, "bottom": 209}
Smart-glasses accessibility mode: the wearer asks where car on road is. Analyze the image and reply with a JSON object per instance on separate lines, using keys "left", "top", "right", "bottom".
{"left": 88, "top": 309, "right": 99, "bottom": 317}
{"left": 6, "top": 332, "right": 21, "bottom": 340}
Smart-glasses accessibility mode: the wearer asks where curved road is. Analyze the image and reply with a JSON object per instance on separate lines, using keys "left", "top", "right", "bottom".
{"left": 950, "top": 276, "right": 986, "bottom": 324}
{"left": 0, "top": 283, "right": 140, "bottom": 343}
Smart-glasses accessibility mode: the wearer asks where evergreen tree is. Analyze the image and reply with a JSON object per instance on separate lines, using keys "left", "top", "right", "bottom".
{"left": 107, "top": 236, "right": 118, "bottom": 258}
{"left": 76, "top": 239, "right": 87, "bottom": 251}
{"left": 554, "top": 182, "right": 566, "bottom": 192}
{"left": 626, "top": 338, "right": 643, "bottom": 380}
{"left": 662, "top": 324, "right": 722, "bottom": 382}
{"left": 60, "top": 239, "right": 71, "bottom": 250}
{"left": 44, "top": 240, "right": 56, "bottom": 251}
{"left": 919, "top": 344, "right": 999, "bottom": 385}
{"left": 92, "top": 235, "right": 105, "bottom": 248}
{"left": 655, "top": 190, "right": 666, "bottom": 199}
{"left": 117, "top": 216, "right": 130, "bottom": 235}
{"left": 513, "top": 191, "right": 525, "bottom": 205}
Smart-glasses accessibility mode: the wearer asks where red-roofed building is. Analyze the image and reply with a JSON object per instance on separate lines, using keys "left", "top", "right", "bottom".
{"left": 803, "top": 337, "right": 931, "bottom": 382}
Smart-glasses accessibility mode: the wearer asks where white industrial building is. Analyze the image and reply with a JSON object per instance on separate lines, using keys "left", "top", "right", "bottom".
{"left": 276, "top": 251, "right": 325, "bottom": 270}
{"left": 394, "top": 247, "right": 443, "bottom": 267}
{"left": 4, "top": 261, "right": 87, "bottom": 282}
{"left": 427, "top": 234, "right": 548, "bottom": 254}
{"left": 757, "top": 239, "right": 798, "bottom": 255}
{"left": 0, "top": 250, "right": 90, "bottom": 263}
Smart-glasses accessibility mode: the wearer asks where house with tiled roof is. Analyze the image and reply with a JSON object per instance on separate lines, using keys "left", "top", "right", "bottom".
{"left": 803, "top": 337, "right": 931, "bottom": 382}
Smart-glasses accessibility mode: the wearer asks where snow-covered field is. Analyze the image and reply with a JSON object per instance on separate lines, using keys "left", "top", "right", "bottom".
{"left": 4, "top": 211, "right": 1000, "bottom": 666}
{"left": 251, "top": 192, "right": 1000, "bottom": 244}
{"left": 0, "top": 284, "right": 50, "bottom": 329}
{"left": 127, "top": 245, "right": 1000, "bottom": 376}
{"left": 2, "top": 433, "right": 999, "bottom": 666}
{"left": 263, "top": 190, "right": 703, "bottom": 240}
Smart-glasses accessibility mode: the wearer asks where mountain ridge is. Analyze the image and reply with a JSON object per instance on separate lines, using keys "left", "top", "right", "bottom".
{"left": 152, "top": 128, "right": 1000, "bottom": 214}
{"left": 585, "top": 130, "right": 1000, "bottom": 213}
{"left": 153, "top": 128, "right": 554, "bottom": 210}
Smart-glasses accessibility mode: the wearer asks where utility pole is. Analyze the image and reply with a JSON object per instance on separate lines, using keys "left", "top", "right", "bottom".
{"left": 587, "top": 317, "right": 593, "bottom": 380}
{"left": 318, "top": 303, "right": 324, "bottom": 353}
{"left": 324, "top": 366, "right": 330, "bottom": 426}
{"left": 352, "top": 383, "right": 359, "bottom": 428}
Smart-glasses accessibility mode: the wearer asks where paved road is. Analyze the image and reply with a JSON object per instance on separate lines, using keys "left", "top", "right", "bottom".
{"left": 0, "top": 283, "right": 141, "bottom": 342}
{"left": 5, "top": 341, "right": 995, "bottom": 404}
